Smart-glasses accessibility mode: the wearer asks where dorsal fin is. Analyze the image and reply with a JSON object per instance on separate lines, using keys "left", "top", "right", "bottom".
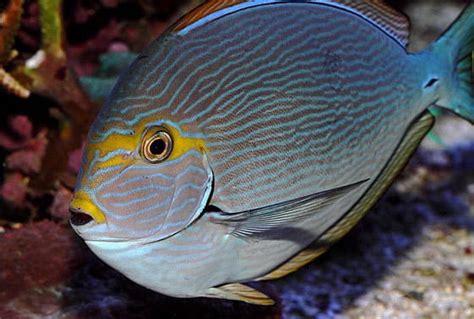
{"left": 327, "top": 0, "right": 410, "bottom": 46}
{"left": 171, "top": 0, "right": 409, "bottom": 47}
{"left": 206, "top": 283, "right": 275, "bottom": 305}
{"left": 171, "top": 0, "right": 246, "bottom": 32}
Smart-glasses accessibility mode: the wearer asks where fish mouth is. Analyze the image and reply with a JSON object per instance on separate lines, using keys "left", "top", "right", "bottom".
{"left": 69, "top": 191, "right": 107, "bottom": 225}
{"left": 69, "top": 207, "right": 94, "bottom": 226}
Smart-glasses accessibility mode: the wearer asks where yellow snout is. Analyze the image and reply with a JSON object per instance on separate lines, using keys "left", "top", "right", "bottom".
{"left": 70, "top": 191, "right": 106, "bottom": 224}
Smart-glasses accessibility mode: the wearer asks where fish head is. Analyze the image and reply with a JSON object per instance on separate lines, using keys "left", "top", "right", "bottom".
{"left": 69, "top": 98, "right": 213, "bottom": 243}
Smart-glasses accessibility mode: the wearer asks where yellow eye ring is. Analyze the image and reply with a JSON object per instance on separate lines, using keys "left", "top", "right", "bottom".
{"left": 141, "top": 128, "right": 173, "bottom": 163}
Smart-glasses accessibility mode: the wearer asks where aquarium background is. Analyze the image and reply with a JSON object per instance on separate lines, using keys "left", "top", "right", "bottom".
{"left": 0, "top": 1, "right": 473, "bottom": 318}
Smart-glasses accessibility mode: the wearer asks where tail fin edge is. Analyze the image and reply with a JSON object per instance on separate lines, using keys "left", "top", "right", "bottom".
{"left": 433, "top": 4, "right": 473, "bottom": 123}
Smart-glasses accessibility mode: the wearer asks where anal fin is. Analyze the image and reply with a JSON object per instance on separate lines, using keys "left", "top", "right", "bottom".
{"left": 257, "top": 244, "right": 329, "bottom": 281}
{"left": 255, "top": 111, "right": 435, "bottom": 282}
{"left": 207, "top": 283, "right": 275, "bottom": 305}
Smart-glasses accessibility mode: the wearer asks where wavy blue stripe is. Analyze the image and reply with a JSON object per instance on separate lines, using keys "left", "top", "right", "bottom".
{"left": 96, "top": 150, "right": 205, "bottom": 190}
{"left": 173, "top": 14, "right": 326, "bottom": 115}
{"left": 108, "top": 191, "right": 160, "bottom": 207}
{"left": 141, "top": 14, "right": 308, "bottom": 123}
{"left": 90, "top": 127, "right": 135, "bottom": 143}
{"left": 108, "top": 196, "right": 172, "bottom": 221}
{"left": 115, "top": 11, "right": 353, "bottom": 126}
{"left": 203, "top": 64, "right": 399, "bottom": 140}
{"left": 179, "top": 27, "right": 368, "bottom": 122}
{"left": 143, "top": 13, "right": 281, "bottom": 95}
{"left": 94, "top": 149, "right": 132, "bottom": 163}
{"left": 213, "top": 105, "right": 393, "bottom": 182}
{"left": 216, "top": 112, "right": 395, "bottom": 194}
{"left": 103, "top": 184, "right": 170, "bottom": 200}
{"left": 168, "top": 197, "right": 197, "bottom": 216}
{"left": 182, "top": 49, "right": 392, "bottom": 125}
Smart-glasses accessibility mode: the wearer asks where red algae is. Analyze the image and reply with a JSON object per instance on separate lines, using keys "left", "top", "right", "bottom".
{"left": 0, "top": 115, "right": 33, "bottom": 150}
{"left": 5, "top": 129, "right": 48, "bottom": 174}
{"left": 0, "top": 172, "right": 28, "bottom": 204}
{"left": 0, "top": 221, "right": 85, "bottom": 304}
{"left": 50, "top": 186, "right": 74, "bottom": 221}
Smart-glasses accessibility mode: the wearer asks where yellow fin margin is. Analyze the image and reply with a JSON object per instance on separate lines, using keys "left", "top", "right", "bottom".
{"left": 171, "top": 0, "right": 246, "bottom": 32}
{"left": 207, "top": 283, "right": 275, "bottom": 306}
{"left": 256, "top": 245, "right": 329, "bottom": 281}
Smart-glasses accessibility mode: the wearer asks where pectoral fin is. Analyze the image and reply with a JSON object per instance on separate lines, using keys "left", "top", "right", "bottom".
{"left": 207, "top": 283, "right": 275, "bottom": 305}
{"left": 210, "top": 179, "right": 369, "bottom": 239}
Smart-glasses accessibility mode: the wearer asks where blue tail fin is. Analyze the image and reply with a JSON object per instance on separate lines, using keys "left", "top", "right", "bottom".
{"left": 432, "top": 4, "right": 473, "bottom": 122}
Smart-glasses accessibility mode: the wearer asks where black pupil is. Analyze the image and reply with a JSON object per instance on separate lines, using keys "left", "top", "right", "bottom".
{"left": 150, "top": 138, "right": 167, "bottom": 156}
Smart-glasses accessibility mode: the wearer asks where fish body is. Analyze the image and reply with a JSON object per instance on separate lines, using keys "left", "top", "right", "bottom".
{"left": 70, "top": 1, "right": 474, "bottom": 304}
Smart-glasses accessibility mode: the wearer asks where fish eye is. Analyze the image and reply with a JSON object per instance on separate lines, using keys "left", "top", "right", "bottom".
{"left": 141, "top": 128, "right": 173, "bottom": 163}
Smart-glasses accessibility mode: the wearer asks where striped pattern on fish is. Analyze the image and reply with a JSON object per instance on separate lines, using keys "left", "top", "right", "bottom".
{"left": 94, "top": 4, "right": 419, "bottom": 214}
{"left": 173, "top": 1, "right": 409, "bottom": 46}
{"left": 69, "top": 0, "right": 474, "bottom": 305}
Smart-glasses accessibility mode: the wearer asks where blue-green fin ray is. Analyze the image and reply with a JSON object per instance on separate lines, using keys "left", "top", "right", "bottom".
{"left": 432, "top": 4, "right": 474, "bottom": 122}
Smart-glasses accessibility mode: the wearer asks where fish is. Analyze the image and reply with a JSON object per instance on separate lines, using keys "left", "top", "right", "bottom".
{"left": 69, "top": 0, "right": 474, "bottom": 305}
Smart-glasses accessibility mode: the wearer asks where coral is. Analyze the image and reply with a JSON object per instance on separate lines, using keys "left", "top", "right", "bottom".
{"left": 22, "top": 0, "right": 97, "bottom": 119}
{"left": 5, "top": 129, "right": 48, "bottom": 174}
{"left": 50, "top": 186, "right": 73, "bottom": 221}
{"left": 0, "top": 0, "right": 23, "bottom": 63}
{"left": 0, "top": 0, "right": 30, "bottom": 98}
{"left": 0, "top": 221, "right": 85, "bottom": 304}
{"left": 67, "top": 142, "right": 84, "bottom": 175}
{"left": 0, "top": 172, "right": 28, "bottom": 204}
{"left": 0, "top": 115, "right": 33, "bottom": 150}
{"left": 0, "top": 67, "right": 29, "bottom": 97}
{"left": 7, "top": 0, "right": 99, "bottom": 193}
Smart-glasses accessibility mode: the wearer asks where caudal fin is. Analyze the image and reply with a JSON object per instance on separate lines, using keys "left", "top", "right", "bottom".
{"left": 432, "top": 4, "right": 473, "bottom": 122}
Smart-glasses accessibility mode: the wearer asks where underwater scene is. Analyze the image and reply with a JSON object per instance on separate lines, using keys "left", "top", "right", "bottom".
{"left": 0, "top": 0, "right": 473, "bottom": 318}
